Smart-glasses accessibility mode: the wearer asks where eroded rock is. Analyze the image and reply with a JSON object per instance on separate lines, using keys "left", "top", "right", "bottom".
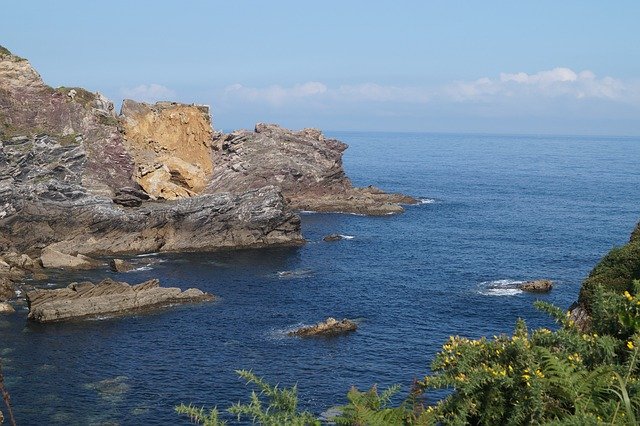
{"left": 323, "top": 234, "right": 343, "bottom": 242}
{"left": 288, "top": 317, "right": 357, "bottom": 337}
{"left": 26, "top": 278, "right": 214, "bottom": 323}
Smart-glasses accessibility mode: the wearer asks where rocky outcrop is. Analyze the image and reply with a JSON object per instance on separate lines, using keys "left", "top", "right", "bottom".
{"left": 0, "top": 126, "right": 302, "bottom": 258}
{"left": 0, "top": 47, "right": 133, "bottom": 195}
{"left": 120, "top": 100, "right": 213, "bottom": 200}
{"left": 26, "top": 278, "right": 214, "bottom": 323}
{"left": 207, "top": 124, "right": 416, "bottom": 215}
{"left": 0, "top": 302, "right": 14, "bottom": 314}
{"left": 323, "top": 234, "right": 343, "bottom": 242}
{"left": 288, "top": 317, "right": 358, "bottom": 337}
{"left": 518, "top": 280, "right": 553, "bottom": 293}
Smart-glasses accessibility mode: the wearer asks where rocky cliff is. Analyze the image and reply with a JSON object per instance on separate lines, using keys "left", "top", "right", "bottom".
{"left": 207, "top": 123, "right": 417, "bottom": 215}
{"left": 0, "top": 46, "right": 304, "bottom": 262}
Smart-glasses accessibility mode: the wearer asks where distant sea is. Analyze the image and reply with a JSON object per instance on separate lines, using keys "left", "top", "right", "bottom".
{"left": 2, "top": 132, "right": 639, "bottom": 425}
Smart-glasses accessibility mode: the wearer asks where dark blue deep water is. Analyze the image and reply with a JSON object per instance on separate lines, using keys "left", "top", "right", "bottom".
{"left": 2, "top": 132, "right": 640, "bottom": 425}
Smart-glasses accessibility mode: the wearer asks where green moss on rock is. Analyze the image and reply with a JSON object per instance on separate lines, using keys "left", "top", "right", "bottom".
{"left": 0, "top": 45, "right": 12, "bottom": 56}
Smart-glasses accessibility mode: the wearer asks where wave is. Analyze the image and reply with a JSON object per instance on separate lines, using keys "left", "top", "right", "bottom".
{"left": 130, "top": 266, "right": 154, "bottom": 272}
{"left": 277, "top": 268, "right": 314, "bottom": 279}
{"left": 418, "top": 198, "right": 436, "bottom": 204}
{"left": 135, "top": 252, "right": 160, "bottom": 258}
{"left": 339, "top": 234, "right": 355, "bottom": 240}
{"left": 478, "top": 279, "right": 525, "bottom": 296}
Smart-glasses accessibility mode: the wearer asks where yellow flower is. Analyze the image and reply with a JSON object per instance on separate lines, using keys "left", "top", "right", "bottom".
{"left": 627, "top": 341, "right": 635, "bottom": 350}
{"left": 624, "top": 291, "right": 633, "bottom": 301}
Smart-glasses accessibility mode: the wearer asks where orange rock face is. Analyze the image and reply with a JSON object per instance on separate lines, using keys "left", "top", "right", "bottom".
{"left": 120, "top": 100, "right": 213, "bottom": 199}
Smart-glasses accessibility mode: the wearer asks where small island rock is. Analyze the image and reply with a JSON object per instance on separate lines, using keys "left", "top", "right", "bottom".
{"left": 323, "top": 234, "right": 343, "bottom": 242}
{"left": 288, "top": 317, "right": 357, "bottom": 337}
{"left": 519, "top": 280, "right": 553, "bottom": 293}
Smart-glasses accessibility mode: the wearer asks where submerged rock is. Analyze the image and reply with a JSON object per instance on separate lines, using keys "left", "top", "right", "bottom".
{"left": 323, "top": 234, "right": 343, "bottom": 242}
{"left": 518, "top": 280, "right": 553, "bottom": 293}
{"left": 26, "top": 278, "right": 214, "bottom": 323}
{"left": 207, "top": 124, "right": 416, "bottom": 215}
{"left": 288, "top": 317, "right": 357, "bottom": 337}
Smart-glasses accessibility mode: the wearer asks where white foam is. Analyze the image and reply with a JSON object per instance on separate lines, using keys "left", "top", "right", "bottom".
{"left": 478, "top": 279, "right": 525, "bottom": 296}
{"left": 130, "top": 266, "right": 153, "bottom": 272}
{"left": 418, "top": 198, "right": 436, "bottom": 204}
{"left": 135, "top": 252, "right": 160, "bottom": 258}
{"left": 339, "top": 234, "right": 355, "bottom": 240}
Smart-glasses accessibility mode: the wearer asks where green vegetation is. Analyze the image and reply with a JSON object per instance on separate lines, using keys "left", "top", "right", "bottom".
{"left": 178, "top": 225, "right": 640, "bottom": 425}
{"left": 55, "top": 86, "right": 97, "bottom": 107}
{"left": 0, "top": 45, "right": 12, "bottom": 57}
{"left": 580, "top": 237, "right": 640, "bottom": 306}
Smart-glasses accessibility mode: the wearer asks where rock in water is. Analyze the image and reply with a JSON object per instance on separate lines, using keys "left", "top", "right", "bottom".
{"left": 288, "top": 317, "right": 357, "bottom": 337}
{"left": 519, "top": 280, "right": 553, "bottom": 293}
{"left": 0, "top": 277, "right": 15, "bottom": 301}
{"left": 26, "top": 278, "right": 214, "bottom": 323}
{"left": 0, "top": 302, "right": 15, "bottom": 314}
{"left": 323, "top": 234, "right": 343, "bottom": 242}
{"left": 110, "top": 259, "right": 135, "bottom": 273}
{"left": 207, "top": 124, "right": 417, "bottom": 215}
{"left": 39, "top": 247, "right": 101, "bottom": 270}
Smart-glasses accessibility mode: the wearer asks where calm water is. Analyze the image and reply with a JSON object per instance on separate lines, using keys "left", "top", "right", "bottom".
{"left": 2, "top": 132, "right": 640, "bottom": 425}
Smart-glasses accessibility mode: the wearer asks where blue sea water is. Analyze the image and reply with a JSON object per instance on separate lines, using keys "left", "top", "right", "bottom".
{"left": 1, "top": 132, "right": 640, "bottom": 425}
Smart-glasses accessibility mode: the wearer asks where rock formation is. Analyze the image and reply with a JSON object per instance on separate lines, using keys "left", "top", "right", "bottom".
{"left": 120, "top": 100, "right": 213, "bottom": 199}
{"left": 26, "top": 278, "right": 214, "bottom": 322}
{"left": 518, "top": 280, "right": 553, "bottom": 293}
{"left": 0, "top": 46, "right": 304, "bottom": 260}
{"left": 207, "top": 124, "right": 416, "bottom": 215}
{"left": 110, "top": 259, "right": 135, "bottom": 273}
{"left": 288, "top": 317, "right": 358, "bottom": 337}
{"left": 323, "top": 234, "right": 343, "bottom": 242}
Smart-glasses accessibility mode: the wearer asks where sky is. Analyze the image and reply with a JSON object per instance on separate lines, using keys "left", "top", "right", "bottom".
{"left": 2, "top": 1, "right": 639, "bottom": 135}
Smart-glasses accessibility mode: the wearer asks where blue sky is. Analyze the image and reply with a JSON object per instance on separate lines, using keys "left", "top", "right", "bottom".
{"left": 2, "top": 1, "right": 639, "bottom": 135}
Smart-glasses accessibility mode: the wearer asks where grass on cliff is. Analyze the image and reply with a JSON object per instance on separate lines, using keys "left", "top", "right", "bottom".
{"left": 0, "top": 46, "right": 11, "bottom": 57}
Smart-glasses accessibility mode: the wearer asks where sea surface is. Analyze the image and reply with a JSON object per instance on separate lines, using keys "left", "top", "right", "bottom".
{"left": 2, "top": 132, "right": 640, "bottom": 425}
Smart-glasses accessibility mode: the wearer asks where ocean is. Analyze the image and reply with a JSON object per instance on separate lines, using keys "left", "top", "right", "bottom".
{"left": 1, "top": 132, "right": 639, "bottom": 425}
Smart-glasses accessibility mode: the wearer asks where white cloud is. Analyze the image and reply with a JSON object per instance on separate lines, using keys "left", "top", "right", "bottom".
{"left": 445, "top": 67, "right": 631, "bottom": 102}
{"left": 225, "top": 82, "right": 327, "bottom": 106}
{"left": 121, "top": 84, "right": 176, "bottom": 103}
{"left": 220, "top": 68, "right": 639, "bottom": 109}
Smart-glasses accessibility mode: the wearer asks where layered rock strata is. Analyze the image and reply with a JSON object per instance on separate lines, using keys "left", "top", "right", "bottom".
{"left": 207, "top": 123, "right": 416, "bottom": 215}
{"left": 26, "top": 278, "right": 214, "bottom": 323}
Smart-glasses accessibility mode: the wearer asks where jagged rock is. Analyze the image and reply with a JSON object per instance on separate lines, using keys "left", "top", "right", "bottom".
{"left": 519, "top": 280, "right": 553, "bottom": 293}
{"left": 112, "top": 193, "right": 142, "bottom": 207}
{"left": 323, "top": 234, "right": 343, "bottom": 242}
{"left": 0, "top": 302, "right": 14, "bottom": 314}
{"left": 0, "top": 277, "right": 15, "bottom": 301}
{"left": 288, "top": 317, "right": 357, "bottom": 337}
{"left": 26, "top": 278, "right": 214, "bottom": 323}
{"left": 120, "top": 100, "right": 213, "bottom": 199}
{"left": 110, "top": 259, "right": 135, "bottom": 273}
{"left": 39, "top": 247, "right": 100, "bottom": 270}
{"left": 3, "top": 252, "right": 36, "bottom": 270}
{"left": 207, "top": 124, "right": 416, "bottom": 215}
